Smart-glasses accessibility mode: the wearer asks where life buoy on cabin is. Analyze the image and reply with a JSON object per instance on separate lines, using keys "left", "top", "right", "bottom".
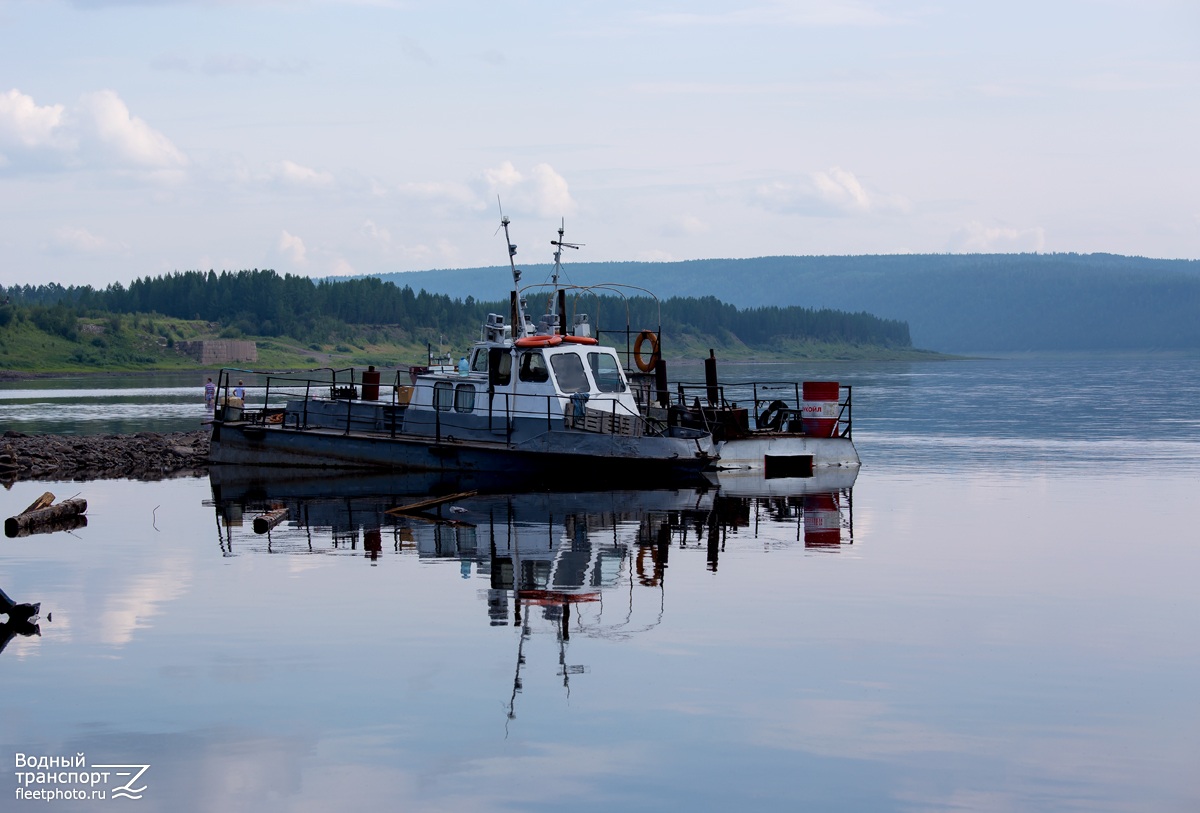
{"left": 515, "top": 335, "right": 563, "bottom": 348}
{"left": 561, "top": 335, "right": 599, "bottom": 345}
{"left": 633, "top": 330, "right": 660, "bottom": 372}
{"left": 266, "top": 412, "right": 284, "bottom": 424}
{"left": 757, "top": 399, "right": 788, "bottom": 431}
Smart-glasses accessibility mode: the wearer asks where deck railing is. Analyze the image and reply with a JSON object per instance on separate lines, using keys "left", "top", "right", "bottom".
{"left": 668, "top": 380, "right": 853, "bottom": 438}
{"left": 214, "top": 366, "right": 667, "bottom": 442}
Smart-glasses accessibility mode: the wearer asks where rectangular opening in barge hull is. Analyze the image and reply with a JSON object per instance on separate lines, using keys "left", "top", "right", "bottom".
{"left": 764, "top": 454, "right": 814, "bottom": 479}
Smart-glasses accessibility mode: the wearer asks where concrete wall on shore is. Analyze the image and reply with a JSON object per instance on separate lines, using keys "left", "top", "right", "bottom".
{"left": 177, "top": 340, "right": 257, "bottom": 365}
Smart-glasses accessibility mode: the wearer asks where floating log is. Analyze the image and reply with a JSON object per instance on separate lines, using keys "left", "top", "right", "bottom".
{"left": 253, "top": 507, "right": 288, "bottom": 534}
{"left": 7, "top": 514, "right": 87, "bottom": 538}
{"left": 384, "top": 491, "right": 477, "bottom": 516}
{"left": 5, "top": 498, "right": 87, "bottom": 538}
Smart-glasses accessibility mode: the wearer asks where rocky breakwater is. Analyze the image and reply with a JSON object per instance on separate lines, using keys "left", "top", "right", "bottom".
{"left": 1, "top": 430, "right": 210, "bottom": 482}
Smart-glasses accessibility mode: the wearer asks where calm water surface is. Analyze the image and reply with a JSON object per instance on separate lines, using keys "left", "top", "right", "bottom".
{"left": 2, "top": 355, "right": 1198, "bottom": 812}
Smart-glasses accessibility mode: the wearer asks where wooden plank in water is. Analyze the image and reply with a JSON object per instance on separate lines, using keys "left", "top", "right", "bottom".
{"left": 22, "top": 492, "right": 55, "bottom": 515}
{"left": 385, "top": 490, "right": 477, "bottom": 517}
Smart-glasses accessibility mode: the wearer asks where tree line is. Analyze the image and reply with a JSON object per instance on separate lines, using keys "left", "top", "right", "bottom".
{"left": 0, "top": 269, "right": 911, "bottom": 348}
{"left": 379, "top": 253, "right": 1200, "bottom": 351}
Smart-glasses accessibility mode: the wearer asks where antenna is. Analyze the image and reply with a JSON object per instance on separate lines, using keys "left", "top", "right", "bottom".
{"left": 550, "top": 218, "right": 583, "bottom": 289}
{"left": 498, "top": 201, "right": 530, "bottom": 337}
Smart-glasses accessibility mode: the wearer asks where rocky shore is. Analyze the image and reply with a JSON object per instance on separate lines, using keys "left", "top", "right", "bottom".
{"left": 1, "top": 429, "right": 210, "bottom": 482}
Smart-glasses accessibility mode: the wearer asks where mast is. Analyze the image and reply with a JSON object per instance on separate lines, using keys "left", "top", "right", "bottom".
{"left": 500, "top": 214, "right": 532, "bottom": 339}
{"left": 550, "top": 218, "right": 581, "bottom": 290}
{"left": 550, "top": 219, "right": 582, "bottom": 337}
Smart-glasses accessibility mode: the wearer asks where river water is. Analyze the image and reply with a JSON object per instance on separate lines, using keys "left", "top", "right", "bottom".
{"left": 2, "top": 354, "right": 1198, "bottom": 812}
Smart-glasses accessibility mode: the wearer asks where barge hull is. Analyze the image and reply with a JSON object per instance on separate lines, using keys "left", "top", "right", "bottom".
{"left": 209, "top": 421, "right": 712, "bottom": 482}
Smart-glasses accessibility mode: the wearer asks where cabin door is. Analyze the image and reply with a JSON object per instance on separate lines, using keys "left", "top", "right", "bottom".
{"left": 487, "top": 347, "right": 514, "bottom": 436}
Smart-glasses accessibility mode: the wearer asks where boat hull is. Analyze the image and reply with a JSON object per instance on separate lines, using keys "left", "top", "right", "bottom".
{"left": 713, "top": 434, "right": 861, "bottom": 469}
{"left": 209, "top": 420, "right": 714, "bottom": 484}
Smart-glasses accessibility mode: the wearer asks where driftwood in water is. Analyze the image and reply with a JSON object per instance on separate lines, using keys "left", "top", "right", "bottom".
{"left": 21, "top": 492, "right": 55, "bottom": 515}
{"left": 385, "top": 491, "right": 477, "bottom": 516}
{"left": 6, "top": 514, "right": 88, "bottom": 538}
{"left": 253, "top": 507, "right": 288, "bottom": 534}
{"left": 5, "top": 498, "right": 87, "bottom": 538}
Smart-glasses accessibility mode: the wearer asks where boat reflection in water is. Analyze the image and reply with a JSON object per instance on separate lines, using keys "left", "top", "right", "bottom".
{"left": 206, "top": 466, "right": 856, "bottom": 716}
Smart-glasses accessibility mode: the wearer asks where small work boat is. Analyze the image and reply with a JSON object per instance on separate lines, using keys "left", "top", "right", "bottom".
{"left": 208, "top": 217, "right": 716, "bottom": 482}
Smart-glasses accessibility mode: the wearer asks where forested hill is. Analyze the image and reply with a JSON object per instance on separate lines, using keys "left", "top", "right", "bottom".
{"left": 376, "top": 253, "right": 1200, "bottom": 352}
{"left": 0, "top": 271, "right": 911, "bottom": 354}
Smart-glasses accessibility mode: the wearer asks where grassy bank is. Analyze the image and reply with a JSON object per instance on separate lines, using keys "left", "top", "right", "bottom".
{"left": 0, "top": 313, "right": 951, "bottom": 376}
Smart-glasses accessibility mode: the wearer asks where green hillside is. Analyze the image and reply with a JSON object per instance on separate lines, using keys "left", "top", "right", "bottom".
{"left": 376, "top": 253, "right": 1200, "bottom": 352}
{"left": 0, "top": 272, "right": 923, "bottom": 374}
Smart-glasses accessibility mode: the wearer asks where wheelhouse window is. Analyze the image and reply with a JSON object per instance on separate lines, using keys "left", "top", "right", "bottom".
{"left": 470, "top": 349, "right": 488, "bottom": 373}
{"left": 588, "top": 351, "right": 626, "bottom": 393}
{"left": 433, "top": 381, "right": 454, "bottom": 411}
{"left": 518, "top": 351, "right": 549, "bottom": 383}
{"left": 454, "top": 383, "right": 476, "bottom": 413}
{"left": 490, "top": 349, "right": 512, "bottom": 386}
{"left": 550, "top": 353, "right": 590, "bottom": 393}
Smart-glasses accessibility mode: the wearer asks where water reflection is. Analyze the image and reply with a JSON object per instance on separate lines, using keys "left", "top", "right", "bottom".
{"left": 206, "top": 469, "right": 858, "bottom": 567}
{"left": 206, "top": 469, "right": 857, "bottom": 718}
{"left": 0, "top": 585, "right": 41, "bottom": 656}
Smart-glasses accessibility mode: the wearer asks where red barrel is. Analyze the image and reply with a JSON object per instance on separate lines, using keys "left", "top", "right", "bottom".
{"left": 803, "top": 493, "right": 841, "bottom": 547}
{"left": 362, "top": 365, "right": 381, "bottom": 401}
{"left": 801, "top": 381, "right": 840, "bottom": 437}
{"left": 364, "top": 529, "right": 382, "bottom": 562}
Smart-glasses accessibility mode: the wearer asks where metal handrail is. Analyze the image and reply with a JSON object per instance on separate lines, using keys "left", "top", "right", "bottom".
{"left": 668, "top": 379, "right": 854, "bottom": 436}
{"left": 214, "top": 366, "right": 669, "bottom": 441}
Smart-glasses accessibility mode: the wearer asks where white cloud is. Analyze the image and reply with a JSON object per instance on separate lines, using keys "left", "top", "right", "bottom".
{"left": 637, "top": 248, "right": 676, "bottom": 262}
{"left": 278, "top": 230, "right": 308, "bottom": 264}
{"left": 751, "top": 167, "right": 910, "bottom": 217}
{"left": 0, "top": 88, "right": 187, "bottom": 179}
{"left": 663, "top": 214, "right": 710, "bottom": 237}
{"left": 350, "top": 218, "right": 465, "bottom": 269}
{"left": 480, "top": 161, "right": 577, "bottom": 219}
{"left": 269, "top": 159, "right": 334, "bottom": 189}
{"left": 389, "top": 237, "right": 462, "bottom": 266}
{"left": 75, "top": 89, "right": 189, "bottom": 171}
{"left": 0, "top": 89, "right": 67, "bottom": 149}
{"left": 948, "top": 221, "right": 1046, "bottom": 252}
{"left": 360, "top": 219, "right": 392, "bottom": 246}
{"left": 46, "top": 226, "right": 129, "bottom": 256}
{"left": 396, "top": 179, "right": 480, "bottom": 210}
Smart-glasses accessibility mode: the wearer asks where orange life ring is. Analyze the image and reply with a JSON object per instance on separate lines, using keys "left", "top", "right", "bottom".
{"left": 515, "top": 335, "right": 563, "bottom": 348}
{"left": 266, "top": 412, "right": 284, "bottom": 424}
{"left": 561, "top": 335, "right": 599, "bottom": 345}
{"left": 633, "top": 330, "right": 660, "bottom": 372}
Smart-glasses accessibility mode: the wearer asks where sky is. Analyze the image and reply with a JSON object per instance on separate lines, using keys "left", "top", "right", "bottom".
{"left": 0, "top": 0, "right": 1197, "bottom": 289}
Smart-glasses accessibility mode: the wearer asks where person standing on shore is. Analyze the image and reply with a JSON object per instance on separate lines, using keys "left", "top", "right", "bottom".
{"left": 204, "top": 377, "right": 216, "bottom": 411}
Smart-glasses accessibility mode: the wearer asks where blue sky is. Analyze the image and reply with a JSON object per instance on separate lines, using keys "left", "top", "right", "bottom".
{"left": 1, "top": 0, "right": 1196, "bottom": 288}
